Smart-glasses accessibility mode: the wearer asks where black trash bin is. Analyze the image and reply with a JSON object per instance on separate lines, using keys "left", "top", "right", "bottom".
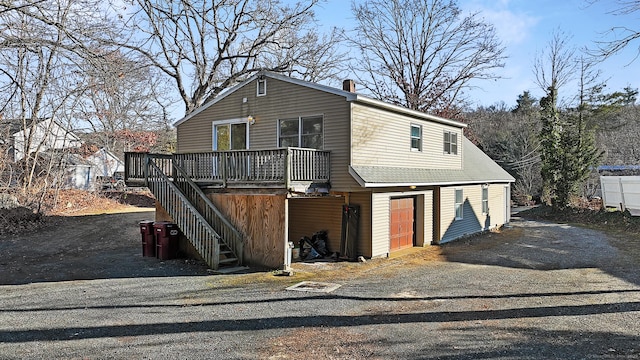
{"left": 154, "top": 222, "right": 179, "bottom": 260}
{"left": 139, "top": 221, "right": 155, "bottom": 257}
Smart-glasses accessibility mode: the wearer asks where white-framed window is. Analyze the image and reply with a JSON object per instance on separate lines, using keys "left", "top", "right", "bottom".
{"left": 257, "top": 78, "right": 267, "bottom": 96}
{"left": 212, "top": 119, "right": 249, "bottom": 150}
{"left": 482, "top": 185, "right": 489, "bottom": 214}
{"left": 444, "top": 130, "right": 458, "bottom": 155}
{"left": 410, "top": 124, "right": 422, "bottom": 151}
{"left": 278, "top": 115, "right": 323, "bottom": 149}
{"left": 455, "top": 188, "right": 463, "bottom": 220}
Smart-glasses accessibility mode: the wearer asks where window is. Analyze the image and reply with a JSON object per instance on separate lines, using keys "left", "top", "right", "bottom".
{"left": 214, "top": 121, "right": 247, "bottom": 150}
{"left": 410, "top": 124, "right": 422, "bottom": 151}
{"left": 257, "top": 78, "right": 266, "bottom": 96}
{"left": 482, "top": 186, "right": 489, "bottom": 214}
{"left": 455, "top": 189, "right": 463, "bottom": 220}
{"left": 278, "top": 118, "right": 299, "bottom": 147}
{"left": 444, "top": 131, "right": 458, "bottom": 155}
{"left": 278, "top": 115, "right": 323, "bottom": 149}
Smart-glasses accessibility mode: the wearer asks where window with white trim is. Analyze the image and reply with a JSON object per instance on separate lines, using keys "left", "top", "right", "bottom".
{"left": 257, "top": 78, "right": 267, "bottom": 96}
{"left": 213, "top": 121, "right": 248, "bottom": 150}
{"left": 410, "top": 124, "right": 422, "bottom": 151}
{"left": 444, "top": 130, "right": 458, "bottom": 155}
{"left": 455, "top": 188, "right": 463, "bottom": 220}
{"left": 278, "top": 115, "right": 323, "bottom": 149}
{"left": 482, "top": 185, "right": 489, "bottom": 214}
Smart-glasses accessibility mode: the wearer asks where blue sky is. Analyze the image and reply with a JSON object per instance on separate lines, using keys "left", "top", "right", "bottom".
{"left": 314, "top": 0, "right": 640, "bottom": 108}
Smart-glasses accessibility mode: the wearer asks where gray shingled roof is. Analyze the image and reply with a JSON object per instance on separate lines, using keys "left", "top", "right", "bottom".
{"left": 349, "top": 137, "right": 515, "bottom": 187}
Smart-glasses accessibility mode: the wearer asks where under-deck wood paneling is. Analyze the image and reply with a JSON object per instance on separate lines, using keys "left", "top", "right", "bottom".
{"left": 206, "top": 193, "right": 286, "bottom": 269}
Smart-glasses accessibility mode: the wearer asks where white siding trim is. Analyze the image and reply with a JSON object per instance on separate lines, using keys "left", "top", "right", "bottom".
{"left": 371, "top": 189, "right": 434, "bottom": 257}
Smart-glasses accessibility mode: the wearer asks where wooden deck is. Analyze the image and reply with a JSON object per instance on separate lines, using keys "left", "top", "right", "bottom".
{"left": 124, "top": 148, "right": 331, "bottom": 192}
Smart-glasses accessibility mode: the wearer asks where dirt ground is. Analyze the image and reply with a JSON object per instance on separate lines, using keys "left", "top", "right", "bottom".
{"left": 0, "top": 190, "right": 210, "bottom": 285}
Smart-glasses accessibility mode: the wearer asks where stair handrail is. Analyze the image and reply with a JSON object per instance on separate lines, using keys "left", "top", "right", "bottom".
{"left": 171, "top": 158, "right": 244, "bottom": 265}
{"left": 146, "top": 158, "right": 221, "bottom": 269}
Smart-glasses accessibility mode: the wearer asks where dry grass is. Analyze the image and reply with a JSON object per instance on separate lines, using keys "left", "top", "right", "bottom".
{"left": 212, "top": 246, "right": 446, "bottom": 289}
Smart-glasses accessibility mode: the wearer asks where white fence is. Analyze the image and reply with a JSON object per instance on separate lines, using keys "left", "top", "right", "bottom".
{"left": 600, "top": 176, "right": 640, "bottom": 215}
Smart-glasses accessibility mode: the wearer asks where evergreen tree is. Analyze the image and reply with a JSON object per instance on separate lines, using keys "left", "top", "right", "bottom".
{"left": 512, "top": 91, "right": 538, "bottom": 115}
{"left": 539, "top": 86, "right": 602, "bottom": 208}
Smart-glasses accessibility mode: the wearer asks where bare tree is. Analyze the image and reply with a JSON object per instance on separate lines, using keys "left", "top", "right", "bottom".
{"left": 0, "top": 0, "right": 120, "bottom": 209}
{"left": 73, "top": 49, "right": 174, "bottom": 158}
{"left": 533, "top": 29, "right": 578, "bottom": 92}
{"left": 349, "top": 0, "right": 506, "bottom": 113}
{"left": 587, "top": 0, "right": 640, "bottom": 61}
{"left": 114, "top": 0, "right": 343, "bottom": 116}
{"left": 467, "top": 102, "right": 542, "bottom": 205}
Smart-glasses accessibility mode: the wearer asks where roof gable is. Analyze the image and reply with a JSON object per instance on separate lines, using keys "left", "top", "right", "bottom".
{"left": 173, "top": 71, "right": 467, "bottom": 129}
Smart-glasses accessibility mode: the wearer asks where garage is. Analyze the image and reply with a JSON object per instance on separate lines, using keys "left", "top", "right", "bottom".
{"left": 389, "top": 197, "right": 415, "bottom": 251}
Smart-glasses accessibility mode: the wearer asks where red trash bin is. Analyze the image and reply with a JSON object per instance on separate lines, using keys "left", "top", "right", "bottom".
{"left": 154, "top": 222, "right": 179, "bottom": 260}
{"left": 139, "top": 221, "right": 155, "bottom": 257}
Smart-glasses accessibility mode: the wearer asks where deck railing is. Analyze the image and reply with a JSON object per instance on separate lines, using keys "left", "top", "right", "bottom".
{"left": 125, "top": 148, "right": 330, "bottom": 188}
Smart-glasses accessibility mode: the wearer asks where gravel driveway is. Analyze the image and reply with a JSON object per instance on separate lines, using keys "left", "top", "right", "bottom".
{"left": 0, "top": 214, "right": 639, "bottom": 359}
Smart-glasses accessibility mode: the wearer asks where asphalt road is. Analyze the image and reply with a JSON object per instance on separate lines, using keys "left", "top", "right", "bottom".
{"left": 0, "top": 215, "right": 639, "bottom": 359}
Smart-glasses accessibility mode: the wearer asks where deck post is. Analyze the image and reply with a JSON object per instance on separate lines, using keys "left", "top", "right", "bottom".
{"left": 143, "top": 153, "right": 149, "bottom": 187}
{"left": 221, "top": 153, "right": 227, "bottom": 187}
{"left": 285, "top": 148, "right": 292, "bottom": 190}
{"left": 282, "top": 196, "right": 290, "bottom": 271}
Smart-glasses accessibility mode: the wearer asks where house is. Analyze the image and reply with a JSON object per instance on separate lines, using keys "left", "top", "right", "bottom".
{"left": 86, "top": 148, "right": 125, "bottom": 178}
{"left": 11, "top": 118, "right": 82, "bottom": 162}
{"left": 124, "top": 72, "right": 514, "bottom": 270}
{"left": 9, "top": 118, "right": 126, "bottom": 190}
{"left": 62, "top": 148, "right": 125, "bottom": 190}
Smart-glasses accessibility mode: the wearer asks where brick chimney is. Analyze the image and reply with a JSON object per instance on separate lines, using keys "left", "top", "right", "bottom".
{"left": 343, "top": 79, "right": 355, "bottom": 93}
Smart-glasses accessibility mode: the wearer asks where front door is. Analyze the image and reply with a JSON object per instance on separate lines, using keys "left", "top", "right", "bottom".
{"left": 214, "top": 122, "right": 247, "bottom": 150}
{"left": 390, "top": 197, "right": 415, "bottom": 252}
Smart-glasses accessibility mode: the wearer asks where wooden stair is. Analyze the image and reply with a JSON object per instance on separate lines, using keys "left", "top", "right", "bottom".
{"left": 145, "top": 157, "right": 243, "bottom": 270}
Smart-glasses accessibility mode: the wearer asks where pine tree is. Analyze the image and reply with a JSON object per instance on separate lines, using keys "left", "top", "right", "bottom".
{"left": 538, "top": 86, "right": 602, "bottom": 209}
{"left": 539, "top": 86, "right": 563, "bottom": 206}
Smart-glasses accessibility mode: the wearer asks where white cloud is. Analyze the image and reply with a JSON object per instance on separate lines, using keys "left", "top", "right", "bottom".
{"left": 481, "top": 10, "right": 539, "bottom": 45}
{"left": 462, "top": 1, "right": 539, "bottom": 46}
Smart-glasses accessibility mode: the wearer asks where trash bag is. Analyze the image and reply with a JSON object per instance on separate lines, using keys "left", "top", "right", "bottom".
{"left": 306, "top": 247, "right": 322, "bottom": 260}
{"left": 311, "top": 230, "right": 329, "bottom": 256}
{"left": 299, "top": 236, "right": 312, "bottom": 260}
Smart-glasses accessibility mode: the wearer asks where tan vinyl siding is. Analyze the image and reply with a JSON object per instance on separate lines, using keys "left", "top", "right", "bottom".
{"left": 176, "top": 77, "right": 358, "bottom": 190}
{"left": 371, "top": 189, "right": 435, "bottom": 257}
{"left": 371, "top": 192, "right": 390, "bottom": 257}
{"left": 439, "top": 183, "right": 509, "bottom": 243}
{"left": 486, "top": 184, "right": 510, "bottom": 228}
{"left": 351, "top": 103, "right": 463, "bottom": 170}
{"left": 348, "top": 191, "right": 372, "bottom": 258}
{"left": 288, "top": 196, "right": 345, "bottom": 254}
